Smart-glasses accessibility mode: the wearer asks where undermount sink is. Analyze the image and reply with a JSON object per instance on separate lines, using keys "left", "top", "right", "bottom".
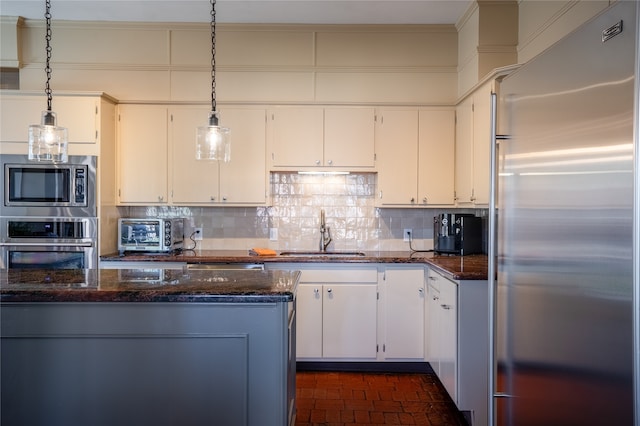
{"left": 279, "top": 251, "right": 366, "bottom": 257}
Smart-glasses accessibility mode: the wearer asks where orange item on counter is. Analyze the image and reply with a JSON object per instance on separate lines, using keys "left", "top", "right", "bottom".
{"left": 248, "top": 248, "right": 277, "bottom": 256}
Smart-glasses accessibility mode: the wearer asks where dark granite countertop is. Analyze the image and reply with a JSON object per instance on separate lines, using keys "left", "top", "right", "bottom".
{"left": 0, "top": 268, "right": 300, "bottom": 303}
{"left": 101, "top": 250, "right": 488, "bottom": 281}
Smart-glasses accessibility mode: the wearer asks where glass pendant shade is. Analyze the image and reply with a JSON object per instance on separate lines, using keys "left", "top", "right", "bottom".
{"left": 196, "top": 111, "right": 230, "bottom": 162}
{"left": 28, "top": 110, "right": 68, "bottom": 163}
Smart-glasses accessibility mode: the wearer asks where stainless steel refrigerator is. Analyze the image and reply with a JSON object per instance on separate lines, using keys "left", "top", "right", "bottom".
{"left": 488, "top": 1, "right": 639, "bottom": 425}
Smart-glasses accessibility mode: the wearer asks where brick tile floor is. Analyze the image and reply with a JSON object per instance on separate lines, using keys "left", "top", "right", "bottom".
{"left": 295, "top": 371, "right": 468, "bottom": 426}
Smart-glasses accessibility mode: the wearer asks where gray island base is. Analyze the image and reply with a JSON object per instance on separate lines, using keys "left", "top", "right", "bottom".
{"left": 1, "top": 269, "right": 299, "bottom": 426}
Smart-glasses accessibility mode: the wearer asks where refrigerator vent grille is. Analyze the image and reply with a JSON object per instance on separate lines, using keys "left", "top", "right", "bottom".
{"left": 602, "top": 20, "right": 623, "bottom": 42}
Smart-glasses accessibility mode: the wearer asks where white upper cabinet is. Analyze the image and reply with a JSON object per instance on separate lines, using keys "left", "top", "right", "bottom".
{"left": 269, "top": 106, "right": 324, "bottom": 168}
{"left": 418, "top": 109, "right": 455, "bottom": 205}
{"left": 375, "top": 109, "right": 419, "bottom": 205}
{"left": 0, "top": 92, "right": 103, "bottom": 146}
{"left": 269, "top": 106, "right": 375, "bottom": 170}
{"left": 117, "top": 104, "right": 168, "bottom": 204}
{"left": 170, "top": 107, "right": 220, "bottom": 204}
{"left": 455, "top": 96, "right": 474, "bottom": 205}
{"left": 323, "top": 107, "right": 375, "bottom": 168}
{"left": 218, "top": 107, "right": 268, "bottom": 205}
{"left": 455, "top": 73, "right": 511, "bottom": 206}
{"left": 471, "top": 82, "right": 493, "bottom": 205}
{"left": 376, "top": 108, "right": 455, "bottom": 207}
{"left": 117, "top": 104, "right": 267, "bottom": 206}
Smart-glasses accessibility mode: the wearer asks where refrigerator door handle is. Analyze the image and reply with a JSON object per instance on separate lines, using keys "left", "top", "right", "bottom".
{"left": 488, "top": 91, "right": 512, "bottom": 425}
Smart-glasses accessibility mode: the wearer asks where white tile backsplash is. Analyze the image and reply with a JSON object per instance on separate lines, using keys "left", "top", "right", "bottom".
{"left": 126, "top": 172, "right": 485, "bottom": 251}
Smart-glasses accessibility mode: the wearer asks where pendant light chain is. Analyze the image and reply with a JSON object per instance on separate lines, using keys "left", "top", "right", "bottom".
{"left": 210, "top": 0, "right": 217, "bottom": 113}
{"left": 44, "top": 0, "right": 53, "bottom": 112}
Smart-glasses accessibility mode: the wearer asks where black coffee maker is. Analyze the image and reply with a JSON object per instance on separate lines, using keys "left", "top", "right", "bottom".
{"left": 433, "top": 213, "right": 483, "bottom": 255}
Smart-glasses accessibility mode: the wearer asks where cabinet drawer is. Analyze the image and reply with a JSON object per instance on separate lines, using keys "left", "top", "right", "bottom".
{"left": 299, "top": 268, "right": 377, "bottom": 283}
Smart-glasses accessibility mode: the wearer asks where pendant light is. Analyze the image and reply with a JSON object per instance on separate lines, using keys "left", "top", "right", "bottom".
{"left": 196, "top": 0, "right": 230, "bottom": 161}
{"left": 28, "top": 0, "right": 68, "bottom": 163}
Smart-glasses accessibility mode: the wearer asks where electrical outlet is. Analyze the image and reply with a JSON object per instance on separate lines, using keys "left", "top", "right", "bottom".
{"left": 403, "top": 228, "right": 412, "bottom": 242}
{"left": 269, "top": 228, "right": 278, "bottom": 241}
{"left": 193, "top": 227, "right": 203, "bottom": 241}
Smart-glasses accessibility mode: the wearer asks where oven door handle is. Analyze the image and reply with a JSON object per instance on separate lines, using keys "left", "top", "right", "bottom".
{"left": 0, "top": 242, "right": 94, "bottom": 248}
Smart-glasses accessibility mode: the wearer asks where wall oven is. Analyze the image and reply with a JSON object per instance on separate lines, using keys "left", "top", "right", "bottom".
{"left": 1, "top": 154, "right": 96, "bottom": 217}
{"left": 0, "top": 217, "right": 98, "bottom": 269}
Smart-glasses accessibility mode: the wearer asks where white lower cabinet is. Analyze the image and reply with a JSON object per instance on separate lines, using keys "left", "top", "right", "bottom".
{"left": 381, "top": 267, "right": 425, "bottom": 359}
{"left": 427, "top": 268, "right": 458, "bottom": 400}
{"left": 322, "top": 283, "right": 377, "bottom": 358}
{"left": 271, "top": 265, "right": 378, "bottom": 360}
{"left": 427, "top": 267, "right": 490, "bottom": 426}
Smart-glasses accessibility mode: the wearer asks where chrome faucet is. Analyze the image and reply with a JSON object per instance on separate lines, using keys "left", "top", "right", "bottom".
{"left": 319, "top": 209, "right": 332, "bottom": 252}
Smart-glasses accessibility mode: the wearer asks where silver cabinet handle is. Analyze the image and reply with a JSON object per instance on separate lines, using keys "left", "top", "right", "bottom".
{"left": 210, "top": 196, "right": 216, "bottom": 201}
{"left": 441, "top": 304, "right": 451, "bottom": 310}
{"left": 158, "top": 196, "right": 164, "bottom": 202}
{"left": 418, "top": 288, "right": 424, "bottom": 294}
{"left": 222, "top": 197, "right": 227, "bottom": 201}
{"left": 313, "top": 288, "right": 319, "bottom": 294}
{"left": 315, "top": 160, "right": 321, "bottom": 165}
{"left": 327, "top": 288, "right": 332, "bottom": 293}
{"left": 328, "top": 159, "right": 333, "bottom": 165}
{"left": 423, "top": 197, "right": 427, "bottom": 204}
{"left": 410, "top": 197, "right": 415, "bottom": 203}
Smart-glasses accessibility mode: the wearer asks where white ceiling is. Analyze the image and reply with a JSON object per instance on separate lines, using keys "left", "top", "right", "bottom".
{"left": 0, "top": 0, "right": 472, "bottom": 25}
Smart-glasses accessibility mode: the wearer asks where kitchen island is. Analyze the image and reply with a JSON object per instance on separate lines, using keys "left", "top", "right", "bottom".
{"left": 1, "top": 268, "right": 299, "bottom": 426}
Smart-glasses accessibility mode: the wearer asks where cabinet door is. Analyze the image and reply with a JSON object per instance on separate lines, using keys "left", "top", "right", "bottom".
{"left": 324, "top": 107, "right": 375, "bottom": 168}
{"left": 322, "top": 284, "right": 377, "bottom": 359}
{"left": 117, "top": 104, "right": 168, "bottom": 204}
{"left": 270, "top": 107, "right": 324, "bottom": 167}
{"left": 427, "top": 281, "right": 441, "bottom": 374}
{"left": 383, "top": 268, "right": 425, "bottom": 359}
{"left": 418, "top": 109, "right": 455, "bottom": 205}
{"left": 0, "top": 95, "right": 97, "bottom": 144}
{"left": 375, "top": 109, "right": 418, "bottom": 205}
{"left": 170, "top": 107, "right": 220, "bottom": 204}
{"left": 472, "top": 82, "right": 493, "bottom": 205}
{"left": 219, "top": 108, "right": 267, "bottom": 204}
{"left": 455, "top": 97, "right": 474, "bottom": 205}
{"left": 438, "top": 275, "right": 458, "bottom": 403}
{"left": 296, "top": 284, "right": 323, "bottom": 358}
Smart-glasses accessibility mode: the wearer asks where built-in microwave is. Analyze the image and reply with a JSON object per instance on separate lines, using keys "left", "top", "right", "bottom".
{"left": 1, "top": 154, "right": 96, "bottom": 217}
{"left": 118, "top": 218, "right": 185, "bottom": 253}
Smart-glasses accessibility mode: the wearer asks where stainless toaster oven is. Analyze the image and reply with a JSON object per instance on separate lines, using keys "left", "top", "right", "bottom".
{"left": 118, "top": 218, "right": 184, "bottom": 253}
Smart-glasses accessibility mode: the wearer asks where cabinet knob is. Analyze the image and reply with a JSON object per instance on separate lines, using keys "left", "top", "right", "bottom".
{"left": 222, "top": 197, "right": 227, "bottom": 201}
{"left": 441, "top": 304, "right": 452, "bottom": 310}
{"left": 313, "top": 288, "right": 319, "bottom": 295}
{"left": 327, "top": 288, "right": 332, "bottom": 293}
{"left": 315, "top": 160, "right": 321, "bottom": 165}
{"left": 418, "top": 288, "right": 424, "bottom": 295}
{"left": 423, "top": 197, "right": 428, "bottom": 204}
{"left": 410, "top": 197, "right": 415, "bottom": 203}
{"left": 158, "top": 196, "right": 164, "bottom": 202}
{"left": 328, "top": 159, "right": 333, "bottom": 166}
{"left": 210, "top": 196, "right": 216, "bottom": 201}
